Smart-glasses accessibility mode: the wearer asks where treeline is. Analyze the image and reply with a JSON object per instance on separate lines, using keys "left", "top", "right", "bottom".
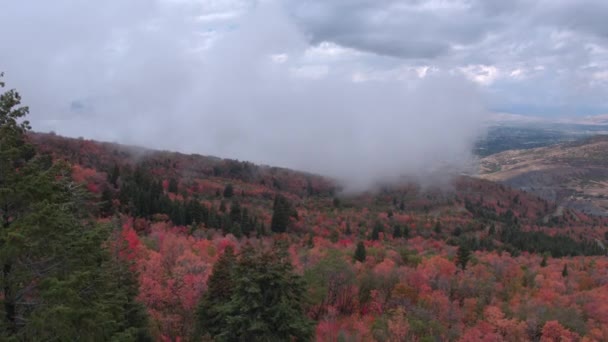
{"left": 105, "top": 166, "right": 268, "bottom": 237}
{"left": 455, "top": 225, "right": 604, "bottom": 257}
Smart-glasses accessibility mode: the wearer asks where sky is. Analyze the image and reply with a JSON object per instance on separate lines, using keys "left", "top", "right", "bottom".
{"left": 1, "top": 0, "right": 607, "bottom": 188}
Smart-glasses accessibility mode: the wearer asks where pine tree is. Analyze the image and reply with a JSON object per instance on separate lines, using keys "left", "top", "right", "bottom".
{"left": 223, "top": 184, "right": 234, "bottom": 198}
{"left": 271, "top": 194, "right": 293, "bottom": 233}
{"left": 196, "top": 246, "right": 237, "bottom": 338}
{"left": 100, "top": 186, "right": 114, "bottom": 216}
{"left": 456, "top": 245, "right": 471, "bottom": 270}
{"left": 540, "top": 254, "right": 548, "bottom": 267}
{"left": 168, "top": 178, "right": 178, "bottom": 193}
{"left": 402, "top": 224, "right": 410, "bottom": 239}
{"left": 0, "top": 75, "right": 150, "bottom": 340}
{"left": 393, "top": 225, "right": 402, "bottom": 239}
{"left": 229, "top": 201, "right": 241, "bottom": 224}
{"left": 489, "top": 224, "right": 496, "bottom": 236}
{"left": 215, "top": 244, "right": 313, "bottom": 341}
{"left": 370, "top": 222, "right": 383, "bottom": 241}
{"left": 345, "top": 222, "right": 352, "bottom": 236}
{"left": 354, "top": 241, "right": 367, "bottom": 262}
{"left": 109, "top": 163, "right": 120, "bottom": 187}
{"left": 434, "top": 221, "right": 442, "bottom": 234}
{"left": 562, "top": 263, "right": 569, "bottom": 277}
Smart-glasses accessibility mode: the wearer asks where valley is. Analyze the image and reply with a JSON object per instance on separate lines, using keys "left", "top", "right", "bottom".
{"left": 479, "top": 135, "right": 608, "bottom": 216}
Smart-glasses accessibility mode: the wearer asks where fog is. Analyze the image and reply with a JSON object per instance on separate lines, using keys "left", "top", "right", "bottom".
{"left": 0, "top": 0, "right": 487, "bottom": 191}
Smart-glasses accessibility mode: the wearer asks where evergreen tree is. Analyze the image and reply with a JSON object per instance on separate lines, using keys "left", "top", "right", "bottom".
{"left": 434, "top": 221, "right": 442, "bottom": 234}
{"left": 354, "top": 241, "right": 367, "bottom": 262}
{"left": 229, "top": 201, "right": 242, "bottom": 224}
{"left": 540, "top": 254, "right": 548, "bottom": 267}
{"left": 271, "top": 194, "right": 293, "bottom": 233}
{"left": 109, "top": 163, "right": 120, "bottom": 187}
{"left": 562, "top": 263, "right": 569, "bottom": 277}
{"left": 489, "top": 224, "right": 496, "bottom": 236}
{"left": 402, "top": 224, "right": 410, "bottom": 239}
{"left": 223, "top": 184, "right": 234, "bottom": 198}
{"left": 240, "top": 207, "right": 251, "bottom": 236}
{"left": 216, "top": 244, "right": 313, "bottom": 341}
{"left": 345, "top": 222, "right": 352, "bottom": 236}
{"left": 392, "top": 225, "right": 402, "bottom": 239}
{"left": 196, "top": 246, "right": 237, "bottom": 338}
{"left": 168, "top": 178, "right": 178, "bottom": 193}
{"left": 456, "top": 244, "right": 471, "bottom": 270}
{"left": 100, "top": 186, "right": 114, "bottom": 216}
{"left": 0, "top": 75, "right": 150, "bottom": 340}
{"left": 370, "top": 222, "right": 383, "bottom": 241}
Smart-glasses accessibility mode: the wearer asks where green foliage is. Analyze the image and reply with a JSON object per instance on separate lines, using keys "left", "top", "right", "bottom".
{"left": 392, "top": 225, "right": 402, "bottom": 239}
{"left": 499, "top": 225, "right": 603, "bottom": 257}
{"left": 354, "top": 241, "right": 367, "bottom": 262}
{"left": 562, "top": 263, "right": 568, "bottom": 277}
{"left": 0, "top": 76, "right": 150, "bottom": 340}
{"left": 329, "top": 229, "right": 339, "bottom": 243}
{"left": 370, "top": 222, "right": 383, "bottom": 241}
{"left": 109, "top": 163, "right": 120, "bottom": 187}
{"left": 168, "top": 178, "right": 178, "bottom": 193}
{"left": 304, "top": 250, "right": 356, "bottom": 318}
{"left": 229, "top": 201, "right": 241, "bottom": 224}
{"left": 540, "top": 254, "right": 548, "bottom": 267}
{"left": 196, "top": 246, "right": 237, "bottom": 338}
{"left": 398, "top": 248, "right": 422, "bottom": 268}
{"left": 271, "top": 194, "right": 295, "bottom": 233}
{"left": 213, "top": 244, "right": 313, "bottom": 341}
{"left": 345, "top": 222, "right": 352, "bottom": 236}
{"left": 402, "top": 224, "right": 410, "bottom": 239}
{"left": 433, "top": 221, "right": 442, "bottom": 234}
{"left": 456, "top": 245, "right": 471, "bottom": 270}
{"left": 223, "top": 183, "right": 234, "bottom": 198}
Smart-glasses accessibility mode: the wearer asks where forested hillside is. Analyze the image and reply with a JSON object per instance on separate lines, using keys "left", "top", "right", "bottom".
{"left": 2, "top": 76, "right": 608, "bottom": 341}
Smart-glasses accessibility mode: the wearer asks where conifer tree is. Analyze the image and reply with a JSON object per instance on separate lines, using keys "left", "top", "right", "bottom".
{"left": 216, "top": 244, "right": 313, "bottom": 341}
{"left": 540, "top": 254, "right": 548, "bottom": 267}
{"left": 392, "top": 225, "right": 402, "bottom": 239}
{"left": 370, "top": 222, "right": 383, "bottom": 241}
{"left": 196, "top": 246, "right": 237, "bottom": 338}
{"left": 229, "top": 201, "right": 241, "bottom": 224}
{"left": 271, "top": 194, "right": 293, "bottom": 233}
{"left": 456, "top": 244, "right": 471, "bottom": 270}
{"left": 223, "top": 183, "right": 234, "bottom": 198}
{"left": 354, "top": 241, "right": 367, "bottom": 262}
{"left": 0, "top": 74, "right": 151, "bottom": 340}
{"left": 109, "top": 163, "right": 120, "bottom": 187}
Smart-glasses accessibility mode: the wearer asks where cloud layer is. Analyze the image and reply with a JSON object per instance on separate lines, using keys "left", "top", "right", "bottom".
{"left": 14, "top": 0, "right": 602, "bottom": 188}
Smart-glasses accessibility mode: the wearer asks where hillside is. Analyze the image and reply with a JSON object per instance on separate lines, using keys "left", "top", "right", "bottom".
{"left": 22, "top": 131, "right": 608, "bottom": 341}
{"left": 479, "top": 135, "right": 608, "bottom": 216}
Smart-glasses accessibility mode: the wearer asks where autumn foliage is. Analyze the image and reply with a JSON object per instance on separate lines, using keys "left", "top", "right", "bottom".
{"left": 26, "top": 132, "right": 608, "bottom": 341}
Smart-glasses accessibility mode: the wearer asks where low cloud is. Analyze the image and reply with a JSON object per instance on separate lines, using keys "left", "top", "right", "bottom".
{"left": 0, "top": 0, "right": 487, "bottom": 190}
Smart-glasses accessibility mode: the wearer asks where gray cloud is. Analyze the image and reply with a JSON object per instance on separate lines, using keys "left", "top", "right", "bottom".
{"left": 287, "top": 0, "right": 608, "bottom": 115}
{"left": 288, "top": 0, "right": 497, "bottom": 59}
{"left": 0, "top": 0, "right": 487, "bottom": 190}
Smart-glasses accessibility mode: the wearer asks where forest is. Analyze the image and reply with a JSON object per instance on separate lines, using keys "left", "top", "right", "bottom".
{"left": 1, "top": 74, "right": 608, "bottom": 341}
